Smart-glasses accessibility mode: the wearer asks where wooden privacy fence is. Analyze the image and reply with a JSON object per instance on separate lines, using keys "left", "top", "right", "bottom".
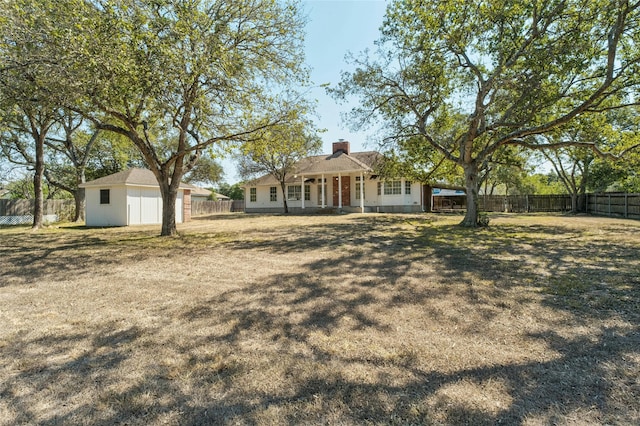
{"left": 586, "top": 193, "right": 640, "bottom": 220}
{"left": 0, "top": 198, "right": 244, "bottom": 224}
{"left": 191, "top": 200, "right": 245, "bottom": 216}
{"left": 2, "top": 194, "right": 638, "bottom": 223}
{"left": 0, "top": 199, "right": 75, "bottom": 225}
{"left": 477, "top": 193, "right": 640, "bottom": 219}
{"left": 0, "top": 199, "right": 74, "bottom": 217}
{"left": 479, "top": 194, "right": 573, "bottom": 213}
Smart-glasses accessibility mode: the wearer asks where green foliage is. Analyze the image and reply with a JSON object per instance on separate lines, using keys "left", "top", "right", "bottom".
{"left": 333, "top": 0, "right": 640, "bottom": 226}
{"left": 237, "top": 115, "right": 322, "bottom": 212}
{"left": 4, "top": 173, "right": 71, "bottom": 200}
{"left": 216, "top": 182, "right": 244, "bottom": 200}
{"left": 522, "top": 173, "right": 567, "bottom": 195}
{"left": 182, "top": 155, "right": 224, "bottom": 187}
{"left": 84, "top": 132, "right": 146, "bottom": 181}
{"left": 480, "top": 147, "right": 534, "bottom": 196}
{"left": 2, "top": 0, "right": 311, "bottom": 235}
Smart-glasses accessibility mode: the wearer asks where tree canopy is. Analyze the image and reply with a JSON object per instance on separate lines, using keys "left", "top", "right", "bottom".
{"left": 238, "top": 117, "right": 322, "bottom": 213}
{"left": 1, "top": 0, "right": 311, "bottom": 235}
{"left": 333, "top": 0, "right": 640, "bottom": 226}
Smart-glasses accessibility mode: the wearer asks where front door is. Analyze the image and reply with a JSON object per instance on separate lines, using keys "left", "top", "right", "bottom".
{"left": 333, "top": 176, "right": 351, "bottom": 207}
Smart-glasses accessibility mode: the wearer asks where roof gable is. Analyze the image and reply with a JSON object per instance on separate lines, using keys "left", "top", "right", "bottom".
{"left": 80, "top": 168, "right": 194, "bottom": 189}
{"left": 294, "top": 151, "right": 373, "bottom": 175}
{"left": 245, "top": 150, "right": 384, "bottom": 186}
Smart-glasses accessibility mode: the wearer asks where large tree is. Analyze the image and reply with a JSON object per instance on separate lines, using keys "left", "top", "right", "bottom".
{"left": 3, "top": 0, "right": 310, "bottom": 236}
{"left": 0, "top": 104, "right": 55, "bottom": 229}
{"left": 0, "top": 0, "right": 61, "bottom": 230}
{"left": 238, "top": 118, "right": 322, "bottom": 213}
{"left": 43, "top": 111, "right": 102, "bottom": 221}
{"left": 540, "top": 107, "right": 640, "bottom": 210}
{"left": 182, "top": 155, "right": 224, "bottom": 187}
{"left": 333, "top": 0, "right": 640, "bottom": 226}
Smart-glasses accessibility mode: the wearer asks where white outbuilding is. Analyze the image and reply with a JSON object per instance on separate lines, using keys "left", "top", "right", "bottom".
{"left": 79, "top": 168, "right": 193, "bottom": 226}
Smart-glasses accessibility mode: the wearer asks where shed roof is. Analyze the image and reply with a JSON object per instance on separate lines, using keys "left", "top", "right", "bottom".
{"left": 79, "top": 168, "right": 195, "bottom": 189}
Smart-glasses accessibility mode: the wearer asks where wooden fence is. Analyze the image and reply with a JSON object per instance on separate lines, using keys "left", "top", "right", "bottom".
{"left": 478, "top": 194, "right": 574, "bottom": 213}
{"left": 2, "top": 194, "right": 638, "bottom": 223}
{"left": 0, "top": 198, "right": 244, "bottom": 223}
{"left": 191, "top": 200, "right": 245, "bottom": 216}
{"left": 586, "top": 193, "right": 640, "bottom": 220}
{"left": 0, "top": 199, "right": 75, "bottom": 217}
{"left": 476, "top": 193, "right": 640, "bottom": 219}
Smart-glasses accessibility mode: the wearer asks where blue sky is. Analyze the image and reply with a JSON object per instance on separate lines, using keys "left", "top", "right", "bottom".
{"left": 223, "top": 0, "right": 388, "bottom": 184}
{"left": 302, "top": 0, "right": 387, "bottom": 152}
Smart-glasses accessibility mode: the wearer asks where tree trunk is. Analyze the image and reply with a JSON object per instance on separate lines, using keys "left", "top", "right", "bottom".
{"left": 160, "top": 184, "right": 179, "bottom": 236}
{"left": 74, "top": 169, "right": 87, "bottom": 222}
{"left": 73, "top": 188, "right": 85, "bottom": 222}
{"left": 461, "top": 162, "right": 479, "bottom": 227}
{"left": 32, "top": 134, "right": 45, "bottom": 230}
{"left": 280, "top": 183, "right": 288, "bottom": 214}
{"left": 570, "top": 193, "right": 578, "bottom": 213}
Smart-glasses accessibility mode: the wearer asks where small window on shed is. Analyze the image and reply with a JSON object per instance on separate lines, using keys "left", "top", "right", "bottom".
{"left": 100, "top": 189, "right": 110, "bottom": 205}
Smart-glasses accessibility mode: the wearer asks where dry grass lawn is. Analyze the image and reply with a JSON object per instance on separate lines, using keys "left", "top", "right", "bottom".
{"left": 1, "top": 213, "right": 639, "bottom": 425}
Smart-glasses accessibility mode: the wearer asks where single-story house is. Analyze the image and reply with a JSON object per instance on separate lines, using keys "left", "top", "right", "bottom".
{"left": 190, "top": 187, "right": 231, "bottom": 201}
{"left": 191, "top": 187, "right": 212, "bottom": 201}
{"left": 79, "top": 168, "right": 194, "bottom": 226}
{"left": 214, "top": 192, "right": 231, "bottom": 201}
{"left": 244, "top": 141, "right": 429, "bottom": 213}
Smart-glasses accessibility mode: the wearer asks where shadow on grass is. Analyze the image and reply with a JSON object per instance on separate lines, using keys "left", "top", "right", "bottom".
{"left": 1, "top": 214, "right": 638, "bottom": 424}
{"left": 0, "top": 227, "right": 178, "bottom": 288}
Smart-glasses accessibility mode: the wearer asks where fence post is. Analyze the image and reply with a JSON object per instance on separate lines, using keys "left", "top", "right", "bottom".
{"left": 625, "top": 193, "right": 628, "bottom": 218}
{"left": 585, "top": 193, "right": 589, "bottom": 214}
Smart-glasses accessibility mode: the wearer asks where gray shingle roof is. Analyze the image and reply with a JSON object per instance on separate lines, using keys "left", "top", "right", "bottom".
{"left": 246, "top": 151, "right": 384, "bottom": 186}
{"left": 79, "top": 168, "right": 195, "bottom": 189}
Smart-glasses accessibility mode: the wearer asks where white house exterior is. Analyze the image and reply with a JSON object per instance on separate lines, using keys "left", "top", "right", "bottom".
{"left": 245, "top": 141, "right": 426, "bottom": 214}
{"left": 80, "top": 168, "right": 193, "bottom": 226}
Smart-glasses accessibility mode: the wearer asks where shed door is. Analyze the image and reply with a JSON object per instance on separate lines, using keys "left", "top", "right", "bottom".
{"left": 140, "top": 189, "right": 161, "bottom": 224}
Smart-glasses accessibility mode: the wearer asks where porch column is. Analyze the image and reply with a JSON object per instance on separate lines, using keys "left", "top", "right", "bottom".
{"left": 359, "top": 171, "right": 364, "bottom": 213}
{"left": 301, "top": 175, "right": 305, "bottom": 209}
{"left": 338, "top": 173, "right": 342, "bottom": 208}
{"left": 321, "top": 174, "right": 326, "bottom": 208}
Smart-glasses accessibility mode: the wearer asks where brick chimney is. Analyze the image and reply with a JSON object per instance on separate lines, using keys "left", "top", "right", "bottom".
{"left": 332, "top": 139, "right": 350, "bottom": 155}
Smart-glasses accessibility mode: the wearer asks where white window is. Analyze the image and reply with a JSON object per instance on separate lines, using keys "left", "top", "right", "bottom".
{"left": 270, "top": 186, "right": 277, "bottom": 202}
{"left": 287, "top": 185, "right": 301, "bottom": 200}
{"left": 384, "top": 181, "right": 402, "bottom": 195}
{"left": 405, "top": 181, "right": 412, "bottom": 195}
{"left": 249, "top": 187, "right": 257, "bottom": 202}
{"left": 288, "top": 185, "right": 310, "bottom": 201}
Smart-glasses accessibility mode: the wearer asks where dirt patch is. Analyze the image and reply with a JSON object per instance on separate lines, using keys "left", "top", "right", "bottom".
{"left": 1, "top": 213, "right": 639, "bottom": 424}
